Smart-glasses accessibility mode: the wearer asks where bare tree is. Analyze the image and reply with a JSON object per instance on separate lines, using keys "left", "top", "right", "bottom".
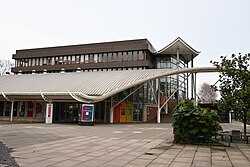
{"left": 198, "top": 82, "right": 217, "bottom": 103}
{"left": 0, "top": 59, "right": 14, "bottom": 75}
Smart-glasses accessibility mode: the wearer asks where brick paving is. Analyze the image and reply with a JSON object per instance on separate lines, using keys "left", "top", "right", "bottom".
{"left": 0, "top": 122, "right": 249, "bottom": 167}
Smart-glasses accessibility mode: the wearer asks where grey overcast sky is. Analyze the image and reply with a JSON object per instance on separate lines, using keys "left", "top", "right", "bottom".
{"left": 0, "top": 0, "right": 249, "bottom": 89}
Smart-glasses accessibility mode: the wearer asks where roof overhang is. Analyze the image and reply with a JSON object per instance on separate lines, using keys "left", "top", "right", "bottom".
{"left": 0, "top": 67, "right": 218, "bottom": 103}
{"left": 157, "top": 37, "right": 200, "bottom": 62}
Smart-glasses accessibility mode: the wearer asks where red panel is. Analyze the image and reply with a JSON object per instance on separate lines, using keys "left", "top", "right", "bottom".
{"left": 27, "top": 101, "right": 33, "bottom": 117}
{"left": 114, "top": 103, "right": 120, "bottom": 123}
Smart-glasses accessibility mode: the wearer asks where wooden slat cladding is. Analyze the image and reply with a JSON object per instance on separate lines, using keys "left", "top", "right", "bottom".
{"left": 14, "top": 39, "right": 151, "bottom": 59}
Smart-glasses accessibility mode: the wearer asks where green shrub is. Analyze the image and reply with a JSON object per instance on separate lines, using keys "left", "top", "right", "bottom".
{"left": 172, "top": 100, "right": 222, "bottom": 144}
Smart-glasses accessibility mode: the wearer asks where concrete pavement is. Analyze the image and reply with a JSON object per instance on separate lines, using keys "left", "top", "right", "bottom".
{"left": 0, "top": 122, "right": 249, "bottom": 167}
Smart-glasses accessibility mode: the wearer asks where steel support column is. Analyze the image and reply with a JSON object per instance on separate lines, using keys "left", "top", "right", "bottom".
{"left": 194, "top": 73, "right": 197, "bottom": 103}
{"left": 109, "top": 96, "right": 114, "bottom": 123}
{"left": 157, "top": 79, "right": 161, "bottom": 123}
{"left": 191, "top": 54, "right": 194, "bottom": 99}
{"left": 176, "top": 48, "right": 180, "bottom": 102}
{"left": 10, "top": 101, "right": 14, "bottom": 122}
{"left": 186, "top": 62, "right": 189, "bottom": 99}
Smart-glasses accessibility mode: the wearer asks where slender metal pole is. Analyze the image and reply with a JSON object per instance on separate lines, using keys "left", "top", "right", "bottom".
{"left": 194, "top": 73, "right": 197, "bottom": 103}
{"left": 157, "top": 79, "right": 161, "bottom": 123}
{"left": 191, "top": 54, "right": 194, "bottom": 99}
{"left": 176, "top": 48, "right": 180, "bottom": 102}
{"left": 186, "top": 62, "right": 189, "bottom": 99}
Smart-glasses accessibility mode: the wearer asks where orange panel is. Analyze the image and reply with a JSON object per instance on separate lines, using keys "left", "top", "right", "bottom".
{"left": 120, "top": 102, "right": 127, "bottom": 122}
{"left": 114, "top": 103, "right": 120, "bottom": 123}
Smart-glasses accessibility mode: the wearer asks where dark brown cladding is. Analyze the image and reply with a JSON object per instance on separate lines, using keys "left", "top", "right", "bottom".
{"left": 13, "top": 39, "right": 155, "bottom": 59}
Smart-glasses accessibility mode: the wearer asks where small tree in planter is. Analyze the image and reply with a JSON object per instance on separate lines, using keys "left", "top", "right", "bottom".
{"left": 172, "top": 100, "right": 221, "bottom": 144}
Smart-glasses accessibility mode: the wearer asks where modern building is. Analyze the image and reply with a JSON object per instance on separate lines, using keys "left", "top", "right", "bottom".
{"left": 0, "top": 37, "right": 217, "bottom": 124}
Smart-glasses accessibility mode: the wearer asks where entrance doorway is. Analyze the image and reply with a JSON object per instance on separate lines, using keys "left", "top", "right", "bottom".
{"left": 95, "top": 102, "right": 105, "bottom": 123}
{"left": 133, "top": 103, "right": 143, "bottom": 122}
{"left": 53, "top": 103, "right": 80, "bottom": 123}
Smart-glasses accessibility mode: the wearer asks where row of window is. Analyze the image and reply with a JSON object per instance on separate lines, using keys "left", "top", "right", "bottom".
{"left": 0, "top": 101, "right": 44, "bottom": 118}
{"left": 113, "top": 81, "right": 156, "bottom": 105}
{"left": 15, "top": 51, "right": 146, "bottom": 67}
{"left": 19, "top": 67, "right": 147, "bottom": 75}
{"left": 160, "top": 75, "right": 187, "bottom": 99}
{"left": 156, "top": 55, "right": 187, "bottom": 69}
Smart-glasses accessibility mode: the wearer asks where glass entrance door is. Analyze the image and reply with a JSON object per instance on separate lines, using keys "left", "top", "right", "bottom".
{"left": 53, "top": 103, "right": 80, "bottom": 123}
{"left": 95, "top": 102, "right": 105, "bottom": 123}
{"left": 133, "top": 103, "right": 143, "bottom": 122}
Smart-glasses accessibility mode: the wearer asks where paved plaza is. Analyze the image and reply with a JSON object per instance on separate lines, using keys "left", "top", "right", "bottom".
{"left": 0, "top": 122, "right": 250, "bottom": 167}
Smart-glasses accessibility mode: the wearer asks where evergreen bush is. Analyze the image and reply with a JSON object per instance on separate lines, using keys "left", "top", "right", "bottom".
{"left": 172, "top": 100, "right": 221, "bottom": 144}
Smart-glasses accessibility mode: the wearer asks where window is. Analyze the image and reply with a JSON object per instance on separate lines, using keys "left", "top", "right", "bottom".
{"left": 94, "top": 54, "right": 98, "bottom": 63}
{"left": 123, "top": 52, "right": 127, "bottom": 61}
{"left": 133, "top": 51, "right": 138, "bottom": 61}
{"left": 40, "top": 57, "right": 43, "bottom": 66}
{"left": 55, "top": 57, "right": 59, "bottom": 64}
{"left": 22, "top": 60, "right": 25, "bottom": 67}
{"left": 76, "top": 55, "right": 80, "bottom": 63}
{"left": 28, "top": 59, "right": 32, "bottom": 66}
{"left": 113, "top": 53, "right": 117, "bottom": 61}
{"left": 72, "top": 56, "right": 75, "bottom": 64}
{"left": 128, "top": 52, "right": 132, "bottom": 61}
{"left": 98, "top": 54, "right": 102, "bottom": 63}
{"left": 108, "top": 53, "right": 112, "bottom": 62}
{"left": 59, "top": 56, "right": 63, "bottom": 64}
{"left": 85, "top": 55, "right": 89, "bottom": 63}
{"left": 118, "top": 52, "right": 122, "bottom": 62}
{"left": 19, "top": 102, "right": 25, "bottom": 117}
{"left": 63, "top": 56, "right": 67, "bottom": 64}
{"left": 43, "top": 57, "right": 47, "bottom": 65}
{"left": 35, "top": 58, "right": 39, "bottom": 66}
{"left": 51, "top": 57, "right": 55, "bottom": 65}
{"left": 80, "top": 55, "right": 84, "bottom": 63}
{"left": 4, "top": 102, "right": 11, "bottom": 116}
{"left": 89, "top": 54, "right": 93, "bottom": 63}
{"left": 138, "top": 51, "right": 144, "bottom": 60}
{"left": 0, "top": 101, "right": 4, "bottom": 116}
{"left": 103, "top": 53, "right": 107, "bottom": 62}
{"left": 47, "top": 57, "right": 51, "bottom": 65}
{"left": 17, "top": 60, "right": 21, "bottom": 67}
{"left": 166, "top": 62, "right": 171, "bottom": 68}
{"left": 67, "top": 56, "right": 71, "bottom": 64}
{"left": 13, "top": 102, "right": 17, "bottom": 117}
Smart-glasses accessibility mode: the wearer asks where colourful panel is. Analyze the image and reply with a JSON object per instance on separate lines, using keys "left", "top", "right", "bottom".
{"left": 126, "top": 102, "right": 133, "bottom": 122}
{"left": 120, "top": 101, "right": 127, "bottom": 122}
{"left": 114, "top": 103, "right": 120, "bottom": 123}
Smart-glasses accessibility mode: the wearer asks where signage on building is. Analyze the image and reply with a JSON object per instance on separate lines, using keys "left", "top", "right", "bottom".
{"left": 45, "top": 103, "right": 53, "bottom": 123}
{"left": 80, "top": 104, "right": 94, "bottom": 125}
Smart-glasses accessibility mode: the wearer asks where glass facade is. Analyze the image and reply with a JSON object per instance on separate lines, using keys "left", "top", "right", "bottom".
{"left": 8, "top": 39, "right": 198, "bottom": 123}
{"left": 156, "top": 54, "right": 187, "bottom": 100}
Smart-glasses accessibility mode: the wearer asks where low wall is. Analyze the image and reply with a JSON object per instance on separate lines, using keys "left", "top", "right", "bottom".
{"left": 0, "top": 117, "right": 45, "bottom": 123}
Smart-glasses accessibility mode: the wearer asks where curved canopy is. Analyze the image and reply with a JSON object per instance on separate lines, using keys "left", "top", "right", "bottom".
{"left": 157, "top": 37, "right": 200, "bottom": 62}
{"left": 0, "top": 67, "right": 217, "bottom": 103}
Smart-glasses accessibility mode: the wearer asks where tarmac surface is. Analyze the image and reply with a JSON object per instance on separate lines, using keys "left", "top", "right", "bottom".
{"left": 0, "top": 122, "right": 249, "bottom": 167}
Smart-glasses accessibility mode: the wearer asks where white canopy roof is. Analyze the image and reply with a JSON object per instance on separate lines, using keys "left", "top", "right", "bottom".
{"left": 157, "top": 37, "right": 200, "bottom": 62}
{"left": 0, "top": 67, "right": 217, "bottom": 103}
